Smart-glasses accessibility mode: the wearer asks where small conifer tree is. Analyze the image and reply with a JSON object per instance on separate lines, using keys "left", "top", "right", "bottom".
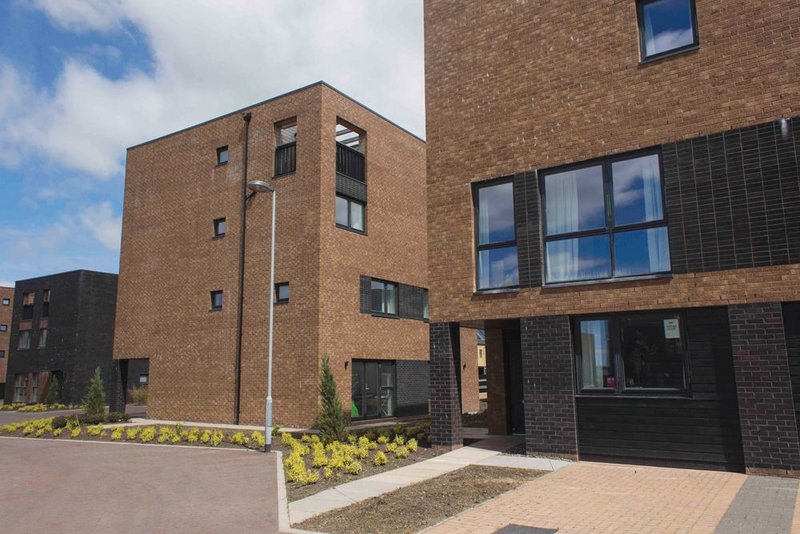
{"left": 84, "top": 367, "right": 106, "bottom": 418}
{"left": 44, "top": 375, "right": 60, "bottom": 405}
{"left": 316, "top": 355, "right": 346, "bottom": 444}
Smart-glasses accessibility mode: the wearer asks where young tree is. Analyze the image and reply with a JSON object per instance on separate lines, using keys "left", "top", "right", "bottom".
{"left": 44, "top": 375, "right": 60, "bottom": 405}
{"left": 316, "top": 355, "right": 346, "bottom": 443}
{"left": 84, "top": 367, "right": 106, "bottom": 418}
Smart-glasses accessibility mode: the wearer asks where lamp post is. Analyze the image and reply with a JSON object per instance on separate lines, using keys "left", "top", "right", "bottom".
{"left": 246, "top": 179, "right": 277, "bottom": 453}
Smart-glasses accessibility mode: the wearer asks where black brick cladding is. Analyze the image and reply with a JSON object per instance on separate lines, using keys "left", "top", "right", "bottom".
{"left": 520, "top": 315, "right": 578, "bottom": 458}
{"left": 429, "top": 322, "right": 462, "bottom": 447}
{"left": 728, "top": 302, "right": 800, "bottom": 472}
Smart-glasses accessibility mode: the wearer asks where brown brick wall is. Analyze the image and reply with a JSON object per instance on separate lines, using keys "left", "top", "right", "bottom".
{"left": 459, "top": 327, "right": 480, "bottom": 414}
{"left": 0, "top": 287, "right": 12, "bottom": 385}
{"left": 115, "top": 83, "right": 429, "bottom": 427}
{"left": 424, "top": 0, "right": 800, "bottom": 323}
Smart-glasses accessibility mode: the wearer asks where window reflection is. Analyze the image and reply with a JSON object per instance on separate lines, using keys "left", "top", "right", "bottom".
{"left": 640, "top": 0, "right": 697, "bottom": 59}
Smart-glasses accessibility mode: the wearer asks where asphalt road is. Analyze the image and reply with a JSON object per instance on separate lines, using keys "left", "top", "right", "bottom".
{"left": 0, "top": 437, "right": 280, "bottom": 533}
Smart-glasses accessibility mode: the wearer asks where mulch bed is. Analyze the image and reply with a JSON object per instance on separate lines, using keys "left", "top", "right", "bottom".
{"left": 286, "top": 445, "right": 441, "bottom": 502}
{"left": 296, "top": 465, "right": 546, "bottom": 534}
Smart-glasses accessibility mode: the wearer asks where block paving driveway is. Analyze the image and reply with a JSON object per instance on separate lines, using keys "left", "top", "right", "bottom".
{"left": 0, "top": 437, "right": 279, "bottom": 533}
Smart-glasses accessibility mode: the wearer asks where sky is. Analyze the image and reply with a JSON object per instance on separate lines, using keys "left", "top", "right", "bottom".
{"left": 0, "top": 0, "right": 425, "bottom": 287}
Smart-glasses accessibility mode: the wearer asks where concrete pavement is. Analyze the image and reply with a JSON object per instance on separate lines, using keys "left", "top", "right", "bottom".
{"left": 0, "top": 437, "right": 280, "bottom": 533}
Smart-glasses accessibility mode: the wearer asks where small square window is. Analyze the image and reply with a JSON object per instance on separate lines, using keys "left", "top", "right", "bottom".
{"left": 210, "top": 290, "right": 223, "bottom": 311}
{"left": 276, "top": 282, "right": 290, "bottom": 303}
{"left": 216, "top": 146, "right": 229, "bottom": 165}
{"left": 139, "top": 373, "right": 149, "bottom": 384}
{"left": 1, "top": 298, "right": 9, "bottom": 306}
{"left": 0, "top": 324, "right": 6, "bottom": 332}
{"left": 0, "top": 350, "right": 5, "bottom": 358}
{"left": 214, "top": 218, "right": 227, "bottom": 237}
{"left": 637, "top": 0, "right": 699, "bottom": 62}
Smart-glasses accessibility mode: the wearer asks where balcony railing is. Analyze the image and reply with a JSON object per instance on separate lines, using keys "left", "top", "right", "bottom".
{"left": 274, "top": 142, "right": 296, "bottom": 176}
{"left": 336, "top": 142, "right": 365, "bottom": 183}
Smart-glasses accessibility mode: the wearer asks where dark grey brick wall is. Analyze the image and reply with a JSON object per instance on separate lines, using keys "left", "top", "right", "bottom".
{"left": 514, "top": 171, "right": 541, "bottom": 288}
{"left": 360, "top": 275, "right": 427, "bottom": 321}
{"left": 336, "top": 173, "right": 367, "bottom": 202}
{"left": 429, "top": 322, "right": 462, "bottom": 447}
{"left": 520, "top": 315, "right": 578, "bottom": 458}
{"left": 664, "top": 117, "right": 800, "bottom": 273}
{"left": 728, "top": 302, "right": 800, "bottom": 472}
{"left": 396, "top": 360, "right": 429, "bottom": 416}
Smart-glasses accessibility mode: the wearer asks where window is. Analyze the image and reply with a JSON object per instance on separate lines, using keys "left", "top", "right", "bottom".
{"left": 275, "top": 121, "right": 297, "bottom": 176}
{"left": 336, "top": 120, "right": 365, "bottom": 182}
{"left": 474, "top": 179, "right": 519, "bottom": 290}
{"left": 2, "top": 298, "right": 9, "bottom": 305}
{"left": 0, "top": 324, "right": 6, "bottom": 332}
{"left": 0, "top": 350, "right": 5, "bottom": 358}
{"left": 422, "top": 289, "right": 429, "bottom": 320}
{"left": 575, "top": 312, "right": 687, "bottom": 393}
{"left": 213, "top": 218, "right": 227, "bottom": 237}
{"left": 210, "top": 290, "right": 223, "bottom": 311}
{"left": 370, "top": 279, "right": 397, "bottom": 316}
{"left": 22, "top": 292, "right": 34, "bottom": 320}
{"left": 637, "top": 0, "right": 699, "bottom": 62}
{"left": 18, "top": 330, "right": 31, "bottom": 350}
{"left": 139, "top": 373, "right": 149, "bottom": 384}
{"left": 216, "top": 146, "right": 229, "bottom": 165}
{"left": 336, "top": 195, "right": 365, "bottom": 233}
{"left": 351, "top": 360, "right": 395, "bottom": 419}
{"left": 31, "top": 372, "right": 40, "bottom": 403}
{"left": 38, "top": 328, "right": 47, "bottom": 348}
{"left": 42, "top": 289, "right": 50, "bottom": 318}
{"left": 542, "top": 152, "right": 670, "bottom": 284}
{"left": 14, "top": 374, "right": 28, "bottom": 403}
{"left": 276, "top": 282, "right": 290, "bottom": 303}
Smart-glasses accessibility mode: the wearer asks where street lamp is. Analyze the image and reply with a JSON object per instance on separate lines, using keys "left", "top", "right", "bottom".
{"left": 247, "top": 179, "right": 277, "bottom": 453}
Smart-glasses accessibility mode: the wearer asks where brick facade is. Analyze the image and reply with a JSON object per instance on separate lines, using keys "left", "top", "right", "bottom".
{"left": 429, "top": 322, "right": 463, "bottom": 448}
{"left": 728, "top": 303, "right": 800, "bottom": 475}
{"left": 520, "top": 316, "right": 578, "bottom": 459}
{"left": 0, "top": 286, "right": 12, "bottom": 392}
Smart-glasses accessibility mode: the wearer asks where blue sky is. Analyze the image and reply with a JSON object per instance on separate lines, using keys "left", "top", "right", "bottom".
{"left": 0, "top": 0, "right": 424, "bottom": 287}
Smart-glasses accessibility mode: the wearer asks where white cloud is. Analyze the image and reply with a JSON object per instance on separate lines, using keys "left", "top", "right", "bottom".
{"left": 78, "top": 201, "right": 122, "bottom": 250}
{"left": 646, "top": 29, "right": 694, "bottom": 56}
{"left": 2, "top": 0, "right": 425, "bottom": 184}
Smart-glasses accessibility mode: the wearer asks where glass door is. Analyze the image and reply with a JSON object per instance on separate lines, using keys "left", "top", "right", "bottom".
{"left": 352, "top": 360, "right": 397, "bottom": 420}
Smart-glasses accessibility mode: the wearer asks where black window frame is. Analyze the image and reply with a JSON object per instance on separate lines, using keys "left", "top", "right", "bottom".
{"left": 335, "top": 194, "right": 366, "bottom": 234}
{"left": 216, "top": 145, "right": 229, "bottom": 165}
{"left": 370, "top": 279, "right": 398, "bottom": 317}
{"left": 573, "top": 310, "right": 690, "bottom": 397}
{"left": 539, "top": 148, "right": 670, "bottom": 286}
{"left": 473, "top": 176, "right": 519, "bottom": 292}
{"left": 351, "top": 359, "right": 397, "bottom": 420}
{"left": 275, "top": 282, "right": 290, "bottom": 304}
{"left": 213, "top": 217, "right": 227, "bottom": 238}
{"left": 210, "top": 290, "right": 223, "bottom": 311}
{"left": 422, "top": 289, "right": 429, "bottom": 321}
{"left": 0, "top": 350, "right": 5, "bottom": 358}
{"left": 636, "top": 0, "right": 700, "bottom": 63}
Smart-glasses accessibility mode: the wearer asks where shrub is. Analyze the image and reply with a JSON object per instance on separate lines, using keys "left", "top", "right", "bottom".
{"left": 394, "top": 435, "right": 406, "bottom": 446}
{"left": 66, "top": 417, "right": 81, "bottom": 430}
{"left": 77, "top": 414, "right": 105, "bottom": 426}
{"left": 139, "top": 427, "right": 156, "bottom": 443}
{"left": 315, "top": 355, "right": 346, "bottom": 444}
{"left": 377, "top": 435, "right": 389, "bottom": 445}
{"left": 187, "top": 428, "right": 201, "bottom": 443}
{"left": 230, "top": 432, "right": 249, "bottom": 446}
{"left": 51, "top": 416, "right": 68, "bottom": 429}
{"left": 271, "top": 424, "right": 281, "bottom": 436}
{"left": 356, "top": 446, "right": 369, "bottom": 459}
{"left": 125, "top": 427, "right": 139, "bottom": 440}
{"left": 346, "top": 434, "right": 357, "bottom": 444}
{"left": 394, "top": 446, "right": 409, "bottom": 459}
{"left": 106, "top": 412, "right": 127, "bottom": 423}
{"left": 385, "top": 442, "right": 398, "bottom": 453}
{"left": 322, "top": 467, "right": 333, "bottom": 479}
{"left": 200, "top": 430, "right": 212, "bottom": 444}
{"left": 311, "top": 443, "right": 328, "bottom": 467}
{"left": 373, "top": 451, "right": 388, "bottom": 466}
{"left": 70, "top": 427, "right": 82, "bottom": 438}
{"left": 35, "top": 428, "right": 46, "bottom": 437}
{"left": 52, "top": 428, "right": 63, "bottom": 437}
{"left": 87, "top": 424, "right": 104, "bottom": 436}
{"left": 128, "top": 385, "right": 148, "bottom": 405}
{"left": 111, "top": 428, "right": 124, "bottom": 441}
{"left": 83, "top": 367, "right": 106, "bottom": 419}
{"left": 345, "top": 460, "right": 362, "bottom": 475}
{"left": 407, "top": 438, "right": 418, "bottom": 453}
{"left": 210, "top": 430, "right": 224, "bottom": 447}
{"left": 301, "top": 434, "right": 312, "bottom": 443}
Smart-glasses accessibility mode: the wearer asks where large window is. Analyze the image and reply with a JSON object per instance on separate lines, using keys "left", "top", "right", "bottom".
{"left": 42, "top": 289, "right": 50, "bottom": 318}
{"left": 38, "top": 328, "right": 48, "bottom": 348}
{"left": 637, "top": 0, "right": 699, "bottom": 62}
{"left": 18, "top": 330, "right": 31, "bottom": 350}
{"left": 575, "top": 312, "right": 687, "bottom": 393}
{"left": 22, "top": 292, "right": 34, "bottom": 320}
{"left": 14, "top": 374, "right": 28, "bottom": 403}
{"left": 275, "top": 121, "right": 297, "bottom": 176}
{"left": 336, "top": 195, "right": 365, "bottom": 233}
{"left": 351, "top": 360, "right": 396, "bottom": 419}
{"left": 542, "top": 152, "right": 670, "bottom": 284}
{"left": 474, "top": 179, "right": 518, "bottom": 290}
{"left": 370, "top": 279, "right": 397, "bottom": 316}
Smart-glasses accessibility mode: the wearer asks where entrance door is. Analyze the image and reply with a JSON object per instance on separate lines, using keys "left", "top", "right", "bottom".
{"left": 505, "top": 329, "right": 525, "bottom": 434}
{"left": 351, "top": 360, "right": 396, "bottom": 420}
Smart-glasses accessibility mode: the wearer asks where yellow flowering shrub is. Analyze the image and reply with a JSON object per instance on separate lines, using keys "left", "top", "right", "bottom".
{"left": 230, "top": 432, "right": 249, "bottom": 446}
{"left": 394, "top": 435, "right": 406, "bottom": 445}
{"left": 126, "top": 427, "right": 140, "bottom": 440}
{"left": 311, "top": 443, "right": 328, "bottom": 467}
{"left": 111, "top": 428, "right": 124, "bottom": 441}
{"left": 394, "top": 446, "right": 409, "bottom": 459}
{"left": 377, "top": 435, "right": 389, "bottom": 445}
{"left": 345, "top": 460, "right": 362, "bottom": 475}
{"left": 200, "top": 430, "right": 212, "bottom": 444}
{"left": 52, "top": 428, "right": 63, "bottom": 437}
{"left": 322, "top": 467, "right": 333, "bottom": 479}
{"left": 373, "top": 451, "right": 388, "bottom": 466}
{"left": 87, "top": 424, "right": 104, "bottom": 436}
{"left": 407, "top": 438, "right": 418, "bottom": 452}
{"left": 139, "top": 427, "right": 156, "bottom": 443}
{"left": 385, "top": 442, "right": 398, "bottom": 453}
{"left": 70, "top": 427, "right": 82, "bottom": 438}
{"left": 250, "top": 431, "right": 266, "bottom": 448}
{"left": 210, "top": 430, "right": 224, "bottom": 446}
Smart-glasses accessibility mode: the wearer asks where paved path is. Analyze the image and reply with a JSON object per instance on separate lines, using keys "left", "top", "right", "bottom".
{"left": 0, "top": 437, "right": 279, "bottom": 533}
{"left": 0, "top": 409, "right": 81, "bottom": 425}
{"left": 289, "top": 435, "right": 569, "bottom": 525}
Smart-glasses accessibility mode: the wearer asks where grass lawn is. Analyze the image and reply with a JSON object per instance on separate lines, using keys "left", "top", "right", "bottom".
{"left": 296, "top": 465, "right": 546, "bottom": 534}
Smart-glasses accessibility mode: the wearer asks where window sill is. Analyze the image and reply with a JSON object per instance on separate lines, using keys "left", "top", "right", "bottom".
{"left": 473, "top": 287, "right": 520, "bottom": 296}
{"left": 209, "top": 308, "right": 222, "bottom": 313}
{"left": 212, "top": 235, "right": 226, "bottom": 240}
{"left": 576, "top": 391, "right": 690, "bottom": 400}
{"left": 639, "top": 44, "right": 699, "bottom": 66}
{"left": 542, "top": 273, "right": 672, "bottom": 289}
{"left": 275, "top": 300, "right": 289, "bottom": 305}
{"left": 336, "top": 224, "right": 367, "bottom": 236}
{"left": 370, "top": 312, "right": 399, "bottom": 320}
{"left": 272, "top": 171, "right": 295, "bottom": 179}
{"left": 215, "top": 162, "right": 228, "bottom": 168}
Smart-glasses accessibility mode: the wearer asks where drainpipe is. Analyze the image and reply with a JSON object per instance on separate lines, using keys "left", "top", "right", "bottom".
{"left": 233, "top": 112, "right": 252, "bottom": 424}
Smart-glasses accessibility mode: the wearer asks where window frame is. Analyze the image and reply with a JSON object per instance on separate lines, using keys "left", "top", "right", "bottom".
{"left": 216, "top": 145, "right": 229, "bottom": 165}
{"left": 210, "top": 290, "right": 223, "bottom": 311}
{"left": 636, "top": 0, "right": 700, "bottom": 63}
{"left": 539, "top": 148, "right": 671, "bottom": 286}
{"left": 0, "top": 350, "right": 5, "bottom": 358}
{"left": 18, "top": 329, "right": 31, "bottom": 350}
{"left": 213, "top": 217, "right": 227, "bottom": 238}
{"left": 422, "top": 289, "right": 429, "bottom": 321}
{"left": 0, "top": 324, "right": 6, "bottom": 332}
{"left": 275, "top": 282, "right": 290, "bottom": 304}
{"left": 472, "top": 176, "right": 520, "bottom": 292}
{"left": 369, "top": 279, "right": 398, "bottom": 317}
{"left": 2, "top": 298, "right": 9, "bottom": 306}
{"left": 351, "top": 359, "right": 397, "bottom": 420}
{"left": 573, "top": 310, "right": 690, "bottom": 397}
{"left": 335, "top": 194, "right": 366, "bottom": 234}
{"left": 38, "top": 328, "right": 47, "bottom": 349}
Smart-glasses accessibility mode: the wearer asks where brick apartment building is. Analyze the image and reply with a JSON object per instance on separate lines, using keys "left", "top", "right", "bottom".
{"left": 113, "top": 82, "right": 477, "bottom": 427}
{"left": 4, "top": 271, "right": 119, "bottom": 406}
{"left": 424, "top": 0, "right": 800, "bottom": 476}
{"left": 0, "top": 286, "right": 13, "bottom": 399}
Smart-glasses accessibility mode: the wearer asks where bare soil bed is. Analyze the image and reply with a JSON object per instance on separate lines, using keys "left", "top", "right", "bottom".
{"left": 296, "top": 465, "right": 546, "bottom": 534}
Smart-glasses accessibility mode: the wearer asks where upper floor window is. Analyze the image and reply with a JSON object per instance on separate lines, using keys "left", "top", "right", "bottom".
{"left": 210, "top": 290, "right": 223, "bottom": 311}
{"left": 336, "top": 120, "right": 365, "bottom": 183}
{"left": 216, "top": 146, "right": 229, "bottom": 165}
{"left": 370, "top": 279, "right": 397, "bottom": 316}
{"left": 542, "top": 152, "right": 670, "bottom": 284}
{"left": 637, "top": 0, "right": 699, "bottom": 62}
{"left": 213, "top": 218, "right": 227, "bottom": 238}
{"left": 275, "top": 120, "right": 297, "bottom": 176}
{"left": 474, "top": 179, "right": 518, "bottom": 290}
{"left": 38, "top": 328, "right": 47, "bottom": 348}
{"left": 42, "top": 289, "right": 50, "bottom": 318}
{"left": 18, "top": 329, "right": 31, "bottom": 350}
{"left": 422, "top": 289, "right": 429, "bottom": 321}
{"left": 0, "top": 350, "right": 5, "bottom": 358}
{"left": 22, "top": 292, "right": 34, "bottom": 320}
{"left": 336, "top": 195, "right": 365, "bottom": 233}
{"left": 0, "top": 324, "right": 7, "bottom": 332}
{"left": 1, "top": 298, "right": 9, "bottom": 305}
{"left": 276, "top": 282, "right": 290, "bottom": 303}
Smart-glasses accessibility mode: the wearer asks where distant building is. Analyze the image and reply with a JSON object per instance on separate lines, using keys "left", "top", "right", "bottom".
{"left": 4, "top": 271, "right": 121, "bottom": 406}
{"left": 0, "top": 286, "right": 13, "bottom": 400}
